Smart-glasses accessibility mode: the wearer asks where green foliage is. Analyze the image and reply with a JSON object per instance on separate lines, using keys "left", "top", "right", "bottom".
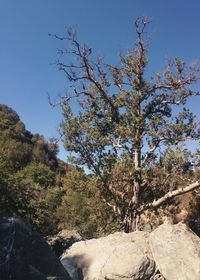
{"left": 31, "top": 134, "right": 58, "bottom": 169}
{"left": 0, "top": 104, "right": 59, "bottom": 172}
{"left": 0, "top": 104, "right": 64, "bottom": 235}
{"left": 0, "top": 103, "right": 116, "bottom": 237}
{"left": 56, "top": 169, "right": 119, "bottom": 238}
{"left": 0, "top": 139, "right": 32, "bottom": 171}
{"left": 0, "top": 169, "right": 34, "bottom": 218}
{"left": 17, "top": 163, "right": 56, "bottom": 187}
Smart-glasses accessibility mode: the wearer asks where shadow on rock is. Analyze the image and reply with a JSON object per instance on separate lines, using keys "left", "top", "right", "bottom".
{"left": 0, "top": 216, "right": 71, "bottom": 280}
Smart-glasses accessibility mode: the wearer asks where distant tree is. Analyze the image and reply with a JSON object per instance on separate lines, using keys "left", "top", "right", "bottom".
{"left": 17, "top": 162, "right": 56, "bottom": 187}
{"left": 0, "top": 104, "right": 32, "bottom": 172}
{"left": 56, "top": 169, "right": 119, "bottom": 238}
{"left": 0, "top": 104, "right": 66, "bottom": 235}
{"left": 31, "top": 134, "right": 58, "bottom": 169}
{"left": 52, "top": 17, "right": 200, "bottom": 232}
{"left": 6, "top": 162, "right": 63, "bottom": 235}
{"left": 0, "top": 169, "right": 34, "bottom": 218}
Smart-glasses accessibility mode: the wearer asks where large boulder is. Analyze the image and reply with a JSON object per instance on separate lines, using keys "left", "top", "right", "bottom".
{"left": 149, "top": 222, "right": 200, "bottom": 280}
{"left": 61, "top": 231, "right": 156, "bottom": 280}
{"left": 0, "top": 216, "right": 71, "bottom": 280}
{"left": 61, "top": 223, "right": 200, "bottom": 280}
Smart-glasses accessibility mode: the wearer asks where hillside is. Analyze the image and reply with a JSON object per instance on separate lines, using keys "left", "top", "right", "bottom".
{"left": 0, "top": 104, "right": 117, "bottom": 237}
{"left": 0, "top": 104, "right": 73, "bottom": 235}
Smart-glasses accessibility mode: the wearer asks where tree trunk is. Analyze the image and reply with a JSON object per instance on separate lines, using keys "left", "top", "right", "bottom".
{"left": 123, "top": 147, "right": 141, "bottom": 232}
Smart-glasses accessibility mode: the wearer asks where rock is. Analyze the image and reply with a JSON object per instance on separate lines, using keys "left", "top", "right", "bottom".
{"left": 0, "top": 216, "right": 71, "bottom": 280}
{"left": 47, "top": 230, "right": 82, "bottom": 257}
{"left": 61, "top": 231, "right": 156, "bottom": 280}
{"left": 61, "top": 259, "right": 81, "bottom": 280}
{"left": 149, "top": 222, "right": 200, "bottom": 280}
{"left": 102, "top": 249, "right": 155, "bottom": 280}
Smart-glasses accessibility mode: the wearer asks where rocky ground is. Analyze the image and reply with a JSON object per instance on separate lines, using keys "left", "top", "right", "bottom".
{"left": 61, "top": 223, "right": 200, "bottom": 280}
{"left": 1, "top": 216, "right": 200, "bottom": 280}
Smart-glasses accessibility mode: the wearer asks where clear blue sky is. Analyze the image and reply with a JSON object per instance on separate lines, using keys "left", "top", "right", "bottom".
{"left": 1, "top": 0, "right": 200, "bottom": 160}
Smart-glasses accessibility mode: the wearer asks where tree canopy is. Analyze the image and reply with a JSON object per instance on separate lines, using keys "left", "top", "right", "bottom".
{"left": 53, "top": 17, "right": 200, "bottom": 232}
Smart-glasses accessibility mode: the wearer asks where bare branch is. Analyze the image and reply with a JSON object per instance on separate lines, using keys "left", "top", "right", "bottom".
{"left": 142, "top": 180, "right": 200, "bottom": 211}
{"left": 142, "top": 139, "right": 163, "bottom": 166}
{"left": 102, "top": 198, "right": 121, "bottom": 215}
{"left": 111, "top": 136, "right": 123, "bottom": 148}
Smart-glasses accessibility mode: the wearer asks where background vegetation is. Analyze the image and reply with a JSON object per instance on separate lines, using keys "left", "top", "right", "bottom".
{"left": 0, "top": 104, "right": 118, "bottom": 237}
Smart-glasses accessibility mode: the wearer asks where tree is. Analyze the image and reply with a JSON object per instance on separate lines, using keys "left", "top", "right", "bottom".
{"left": 56, "top": 169, "right": 119, "bottom": 238}
{"left": 52, "top": 17, "right": 200, "bottom": 232}
{"left": 31, "top": 134, "right": 58, "bottom": 169}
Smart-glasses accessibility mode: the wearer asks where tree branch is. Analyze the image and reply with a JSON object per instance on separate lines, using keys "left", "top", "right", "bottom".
{"left": 142, "top": 180, "right": 200, "bottom": 211}
{"left": 142, "top": 139, "right": 163, "bottom": 166}
{"left": 102, "top": 198, "right": 121, "bottom": 215}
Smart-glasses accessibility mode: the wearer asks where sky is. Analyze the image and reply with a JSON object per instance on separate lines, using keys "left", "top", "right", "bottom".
{"left": 1, "top": 0, "right": 200, "bottom": 161}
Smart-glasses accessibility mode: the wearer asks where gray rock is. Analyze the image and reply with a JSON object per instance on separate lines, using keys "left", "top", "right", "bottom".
{"left": 61, "top": 223, "right": 200, "bottom": 280}
{"left": 61, "top": 231, "right": 156, "bottom": 280}
{"left": 102, "top": 250, "right": 155, "bottom": 280}
{"left": 149, "top": 222, "right": 200, "bottom": 280}
{"left": 0, "top": 216, "right": 71, "bottom": 280}
{"left": 61, "top": 259, "right": 81, "bottom": 280}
